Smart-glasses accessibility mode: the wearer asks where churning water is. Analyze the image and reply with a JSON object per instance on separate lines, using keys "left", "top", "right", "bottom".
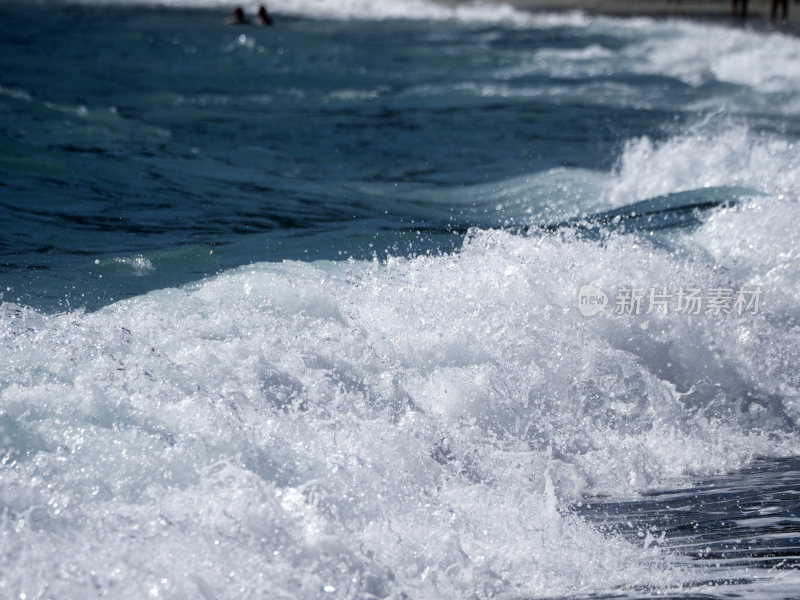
{"left": 1, "top": 0, "right": 800, "bottom": 598}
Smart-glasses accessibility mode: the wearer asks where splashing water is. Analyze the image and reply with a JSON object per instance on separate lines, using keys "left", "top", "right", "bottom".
{"left": 1, "top": 1, "right": 800, "bottom": 598}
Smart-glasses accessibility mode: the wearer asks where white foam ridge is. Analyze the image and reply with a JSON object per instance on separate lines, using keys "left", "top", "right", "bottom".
{"left": 606, "top": 119, "right": 800, "bottom": 326}
{"left": 622, "top": 18, "right": 800, "bottom": 93}
{"left": 54, "top": 0, "right": 537, "bottom": 24}
{"left": 3, "top": 212, "right": 800, "bottom": 596}
{"left": 489, "top": 15, "right": 800, "bottom": 110}
{"left": 608, "top": 121, "right": 799, "bottom": 206}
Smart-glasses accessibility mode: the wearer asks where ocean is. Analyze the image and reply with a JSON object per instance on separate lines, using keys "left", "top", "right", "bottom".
{"left": 1, "top": 0, "right": 799, "bottom": 598}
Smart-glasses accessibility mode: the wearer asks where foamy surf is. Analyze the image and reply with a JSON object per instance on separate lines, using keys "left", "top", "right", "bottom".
{"left": 45, "top": 0, "right": 537, "bottom": 24}
{"left": 2, "top": 1, "right": 800, "bottom": 598}
{"left": 2, "top": 206, "right": 800, "bottom": 597}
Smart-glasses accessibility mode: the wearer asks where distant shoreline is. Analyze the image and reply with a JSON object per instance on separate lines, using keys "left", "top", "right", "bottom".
{"left": 456, "top": 0, "right": 800, "bottom": 34}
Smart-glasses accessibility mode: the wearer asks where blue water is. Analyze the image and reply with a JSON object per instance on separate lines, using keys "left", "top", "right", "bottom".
{"left": 2, "top": 1, "right": 800, "bottom": 598}
{"left": 2, "top": 1, "right": 774, "bottom": 310}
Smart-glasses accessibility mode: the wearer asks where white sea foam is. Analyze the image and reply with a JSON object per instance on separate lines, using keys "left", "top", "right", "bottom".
{"left": 608, "top": 122, "right": 799, "bottom": 205}
{"left": 488, "top": 16, "right": 800, "bottom": 114}
{"left": 55, "top": 0, "right": 535, "bottom": 24}
{"left": 3, "top": 174, "right": 800, "bottom": 596}
{"left": 624, "top": 19, "right": 800, "bottom": 93}
{"left": 605, "top": 119, "right": 800, "bottom": 331}
{"left": 2, "top": 210, "right": 800, "bottom": 597}
{"left": 3, "top": 4, "right": 800, "bottom": 598}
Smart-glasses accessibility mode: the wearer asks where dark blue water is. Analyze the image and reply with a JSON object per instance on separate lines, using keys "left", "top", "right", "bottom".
{"left": 578, "top": 457, "right": 800, "bottom": 598}
{"left": 0, "top": 1, "right": 741, "bottom": 310}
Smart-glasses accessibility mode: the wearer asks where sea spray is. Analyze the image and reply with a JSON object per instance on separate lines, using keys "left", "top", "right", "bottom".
{"left": 3, "top": 222, "right": 799, "bottom": 596}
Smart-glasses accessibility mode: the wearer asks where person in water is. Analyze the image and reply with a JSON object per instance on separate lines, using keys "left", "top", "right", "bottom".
{"left": 771, "top": 0, "right": 788, "bottom": 26}
{"left": 257, "top": 5, "right": 274, "bottom": 26}
{"left": 731, "top": 0, "right": 748, "bottom": 21}
{"left": 225, "top": 7, "right": 250, "bottom": 25}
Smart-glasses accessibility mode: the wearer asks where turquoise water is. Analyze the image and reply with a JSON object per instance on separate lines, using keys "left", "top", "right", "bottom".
{"left": 1, "top": 1, "right": 800, "bottom": 598}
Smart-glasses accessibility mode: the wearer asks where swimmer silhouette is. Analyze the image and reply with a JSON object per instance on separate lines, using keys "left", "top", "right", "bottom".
{"left": 771, "top": 0, "right": 788, "bottom": 26}
{"left": 226, "top": 7, "right": 251, "bottom": 25}
{"left": 732, "top": 0, "right": 748, "bottom": 21}
{"left": 257, "top": 5, "right": 274, "bottom": 26}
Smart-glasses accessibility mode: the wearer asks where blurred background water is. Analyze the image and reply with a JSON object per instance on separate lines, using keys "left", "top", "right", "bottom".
{"left": 4, "top": 1, "right": 797, "bottom": 310}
